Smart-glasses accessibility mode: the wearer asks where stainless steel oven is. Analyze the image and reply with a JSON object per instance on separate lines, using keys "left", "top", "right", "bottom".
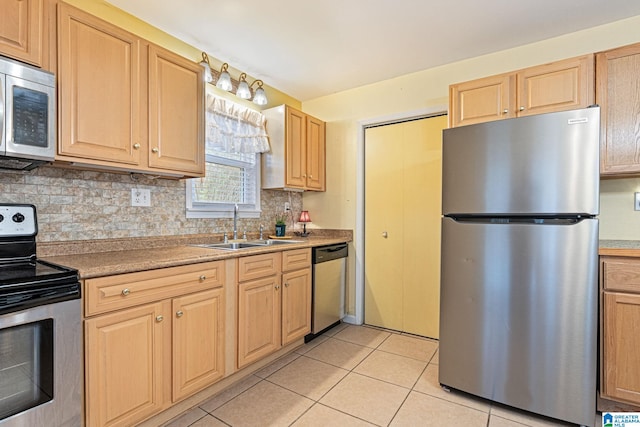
{"left": 0, "top": 204, "right": 81, "bottom": 427}
{"left": 0, "top": 55, "right": 56, "bottom": 171}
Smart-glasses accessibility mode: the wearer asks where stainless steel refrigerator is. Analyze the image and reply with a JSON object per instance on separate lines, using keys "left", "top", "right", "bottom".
{"left": 439, "top": 107, "right": 599, "bottom": 427}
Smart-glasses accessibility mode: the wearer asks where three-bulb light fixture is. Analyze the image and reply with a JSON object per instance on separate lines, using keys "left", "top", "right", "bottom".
{"left": 199, "top": 52, "right": 268, "bottom": 106}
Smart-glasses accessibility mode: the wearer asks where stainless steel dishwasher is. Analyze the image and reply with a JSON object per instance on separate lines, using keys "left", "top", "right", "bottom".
{"left": 305, "top": 243, "right": 348, "bottom": 342}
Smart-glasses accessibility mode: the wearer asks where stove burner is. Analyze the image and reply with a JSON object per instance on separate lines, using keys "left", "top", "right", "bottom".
{"left": 0, "top": 204, "right": 80, "bottom": 316}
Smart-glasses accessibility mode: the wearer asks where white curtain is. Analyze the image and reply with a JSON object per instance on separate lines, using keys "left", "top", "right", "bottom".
{"left": 205, "top": 94, "right": 270, "bottom": 154}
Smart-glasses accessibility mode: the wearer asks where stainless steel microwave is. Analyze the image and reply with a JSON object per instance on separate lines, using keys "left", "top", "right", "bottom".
{"left": 0, "top": 55, "right": 55, "bottom": 171}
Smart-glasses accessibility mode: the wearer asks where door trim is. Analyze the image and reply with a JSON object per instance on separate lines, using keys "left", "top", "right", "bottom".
{"left": 349, "top": 105, "right": 447, "bottom": 326}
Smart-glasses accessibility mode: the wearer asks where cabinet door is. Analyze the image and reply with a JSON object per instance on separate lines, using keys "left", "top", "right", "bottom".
{"left": 148, "top": 44, "right": 204, "bottom": 176}
{"left": 306, "top": 115, "right": 326, "bottom": 191}
{"left": 85, "top": 301, "right": 169, "bottom": 427}
{"left": 172, "top": 288, "right": 225, "bottom": 401}
{"left": 603, "top": 292, "right": 640, "bottom": 405}
{"left": 597, "top": 44, "right": 640, "bottom": 176}
{"left": 57, "top": 3, "right": 143, "bottom": 165}
{"left": 237, "top": 276, "right": 281, "bottom": 368}
{"left": 282, "top": 268, "right": 311, "bottom": 345}
{"left": 448, "top": 73, "right": 515, "bottom": 127}
{"left": 285, "top": 107, "right": 307, "bottom": 189}
{"left": 0, "top": 0, "right": 43, "bottom": 66}
{"left": 517, "top": 54, "right": 594, "bottom": 117}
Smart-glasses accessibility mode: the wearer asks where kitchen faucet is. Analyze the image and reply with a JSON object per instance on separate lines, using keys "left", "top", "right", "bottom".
{"left": 233, "top": 203, "right": 239, "bottom": 240}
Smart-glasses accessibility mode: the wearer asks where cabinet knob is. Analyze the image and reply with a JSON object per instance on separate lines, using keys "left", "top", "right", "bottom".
{"left": 199, "top": 275, "right": 207, "bottom": 281}
{"left": 519, "top": 106, "right": 525, "bottom": 111}
{"left": 502, "top": 109, "right": 508, "bottom": 114}
{"left": 285, "top": 282, "right": 289, "bottom": 287}
{"left": 121, "top": 288, "right": 130, "bottom": 296}
{"left": 275, "top": 285, "right": 280, "bottom": 290}
{"left": 309, "top": 175, "right": 313, "bottom": 179}
{"left": 152, "top": 147, "right": 159, "bottom": 153}
{"left": 303, "top": 174, "right": 307, "bottom": 178}
{"left": 133, "top": 143, "right": 140, "bottom": 149}
{"left": 176, "top": 310, "right": 184, "bottom": 318}
{"left": 382, "top": 231, "right": 388, "bottom": 238}
{"left": 156, "top": 315, "right": 164, "bottom": 322}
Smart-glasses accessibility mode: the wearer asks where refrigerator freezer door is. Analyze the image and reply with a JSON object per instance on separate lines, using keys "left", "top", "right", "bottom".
{"left": 439, "top": 217, "right": 598, "bottom": 426}
{"left": 442, "top": 107, "right": 599, "bottom": 216}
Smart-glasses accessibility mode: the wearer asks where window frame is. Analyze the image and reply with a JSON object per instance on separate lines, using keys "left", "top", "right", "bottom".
{"left": 185, "top": 151, "right": 262, "bottom": 219}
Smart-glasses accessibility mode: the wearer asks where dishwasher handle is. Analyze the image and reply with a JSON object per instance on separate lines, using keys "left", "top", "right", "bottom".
{"left": 313, "top": 243, "right": 348, "bottom": 264}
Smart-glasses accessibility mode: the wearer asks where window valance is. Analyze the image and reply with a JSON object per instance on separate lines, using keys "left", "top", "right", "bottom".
{"left": 205, "top": 94, "right": 270, "bottom": 154}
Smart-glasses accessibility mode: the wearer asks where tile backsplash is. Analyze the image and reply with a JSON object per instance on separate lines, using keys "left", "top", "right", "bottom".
{"left": 0, "top": 166, "right": 302, "bottom": 242}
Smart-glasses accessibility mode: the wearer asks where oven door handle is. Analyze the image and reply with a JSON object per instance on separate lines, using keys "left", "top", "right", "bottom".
{"left": 0, "top": 282, "right": 81, "bottom": 316}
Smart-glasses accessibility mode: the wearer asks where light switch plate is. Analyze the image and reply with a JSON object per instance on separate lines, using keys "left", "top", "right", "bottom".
{"left": 132, "top": 188, "right": 151, "bottom": 207}
{"left": 635, "top": 192, "right": 640, "bottom": 211}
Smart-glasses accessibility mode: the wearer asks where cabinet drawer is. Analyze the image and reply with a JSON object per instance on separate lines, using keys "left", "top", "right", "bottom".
{"left": 282, "top": 248, "right": 311, "bottom": 272}
{"left": 238, "top": 253, "right": 281, "bottom": 282}
{"left": 602, "top": 257, "right": 640, "bottom": 293}
{"left": 85, "top": 261, "right": 224, "bottom": 316}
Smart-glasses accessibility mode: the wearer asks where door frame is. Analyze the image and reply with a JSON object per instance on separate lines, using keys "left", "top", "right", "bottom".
{"left": 348, "top": 105, "right": 447, "bottom": 326}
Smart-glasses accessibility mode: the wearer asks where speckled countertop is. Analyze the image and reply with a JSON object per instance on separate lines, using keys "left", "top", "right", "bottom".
{"left": 39, "top": 230, "right": 352, "bottom": 279}
{"left": 599, "top": 240, "right": 640, "bottom": 257}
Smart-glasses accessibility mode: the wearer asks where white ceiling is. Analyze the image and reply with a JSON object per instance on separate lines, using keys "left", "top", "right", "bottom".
{"left": 107, "top": 0, "right": 640, "bottom": 101}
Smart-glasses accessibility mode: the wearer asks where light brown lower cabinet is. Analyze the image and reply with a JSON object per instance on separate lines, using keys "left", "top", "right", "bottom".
{"left": 84, "top": 261, "right": 225, "bottom": 427}
{"left": 172, "top": 288, "right": 225, "bottom": 401}
{"left": 282, "top": 269, "right": 312, "bottom": 345}
{"left": 237, "top": 249, "right": 311, "bottom": 368}
{"left": 237, "top": 274, "right": 282, "bottom": 368}
{"left": 85, "top": 301, "right": 169, "bottom": 427}
{"left": 601, "top": 256, "right": 640, "bottom": 407}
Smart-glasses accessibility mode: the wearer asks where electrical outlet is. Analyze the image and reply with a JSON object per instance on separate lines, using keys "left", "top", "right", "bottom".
{"left": 284, "top": 202, "right": 291, "bottom": 212}
{"left": 635, "top": 192, "right": 640, "bottom": 211}
{"left": 131, "top": 188, "right": 151, "bottom": 207}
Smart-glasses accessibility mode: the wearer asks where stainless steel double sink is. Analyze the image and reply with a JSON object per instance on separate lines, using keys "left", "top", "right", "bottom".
{"left": 192, "top": 239, "right": 303, "bottom": 251}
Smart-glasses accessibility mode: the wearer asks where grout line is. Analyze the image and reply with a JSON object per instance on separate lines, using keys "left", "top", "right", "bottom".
{"left": 200, "top": 376, "right": 264, "bottom": 416}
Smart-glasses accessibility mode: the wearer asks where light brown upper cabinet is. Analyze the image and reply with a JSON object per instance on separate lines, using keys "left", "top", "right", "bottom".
{"left": 597, "top": 43, "right": 640, "bottom": 177}
{"left": 449, "top": 54, "right": 594, "bottom": 128}
{"left": 147, "top": 45, "right": 204, "bottom": 175}
{"left": 0, "top": 0, "right": 44, "bottom": 66}
{"left": 262, "top": 105, "right": 326, "bottom": 191}
{"left": 56, "top": 3, "right": 204, "bottom": 178}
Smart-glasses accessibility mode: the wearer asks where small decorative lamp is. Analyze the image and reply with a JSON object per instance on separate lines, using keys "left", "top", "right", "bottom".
{"left": 298, "top": 211, "right": 311, "bottom": 237}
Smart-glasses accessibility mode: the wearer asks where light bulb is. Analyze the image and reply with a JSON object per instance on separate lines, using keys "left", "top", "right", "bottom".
{"left": 236, "top": 80, "right": 251, "bottom": 99}
{"left": 253, "top": 87, "right": 268, "bottom": 105}
{"left": 216, "top": 70, "right": 232, "bottom": 91}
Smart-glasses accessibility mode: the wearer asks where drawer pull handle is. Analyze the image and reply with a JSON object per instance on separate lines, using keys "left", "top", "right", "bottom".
{"left": 176, "top": 310, "right": 184, "bottom": 318}
{"left": 199, "top": 275, "right": 207, "bottom": 281}
{"left": 156, "top": 315, "right": 164, "bottom": 322}
{"left": 122, "top": 288, "right": 130, "bottom": 296}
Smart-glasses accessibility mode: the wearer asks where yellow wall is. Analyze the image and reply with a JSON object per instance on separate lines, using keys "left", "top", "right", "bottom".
{"left": 302, "top": 15, "right": 640, "bottom": 316}
{"left": 63, "top": 0, "right": 300, "bottom": 110}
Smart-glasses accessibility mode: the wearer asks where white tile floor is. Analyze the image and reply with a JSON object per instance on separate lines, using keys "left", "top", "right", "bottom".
{"left": 163, "top": 324, "right": 602, "bottom": 427}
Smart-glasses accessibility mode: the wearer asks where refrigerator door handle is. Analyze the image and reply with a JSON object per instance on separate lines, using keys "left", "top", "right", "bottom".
{"left": 447, "top": 216, "right": 590, "bottom": 225}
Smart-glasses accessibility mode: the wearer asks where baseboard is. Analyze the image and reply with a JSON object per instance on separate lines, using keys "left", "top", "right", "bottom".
{"left": 342, "top": 315, "right": 358, "bottom": 325}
